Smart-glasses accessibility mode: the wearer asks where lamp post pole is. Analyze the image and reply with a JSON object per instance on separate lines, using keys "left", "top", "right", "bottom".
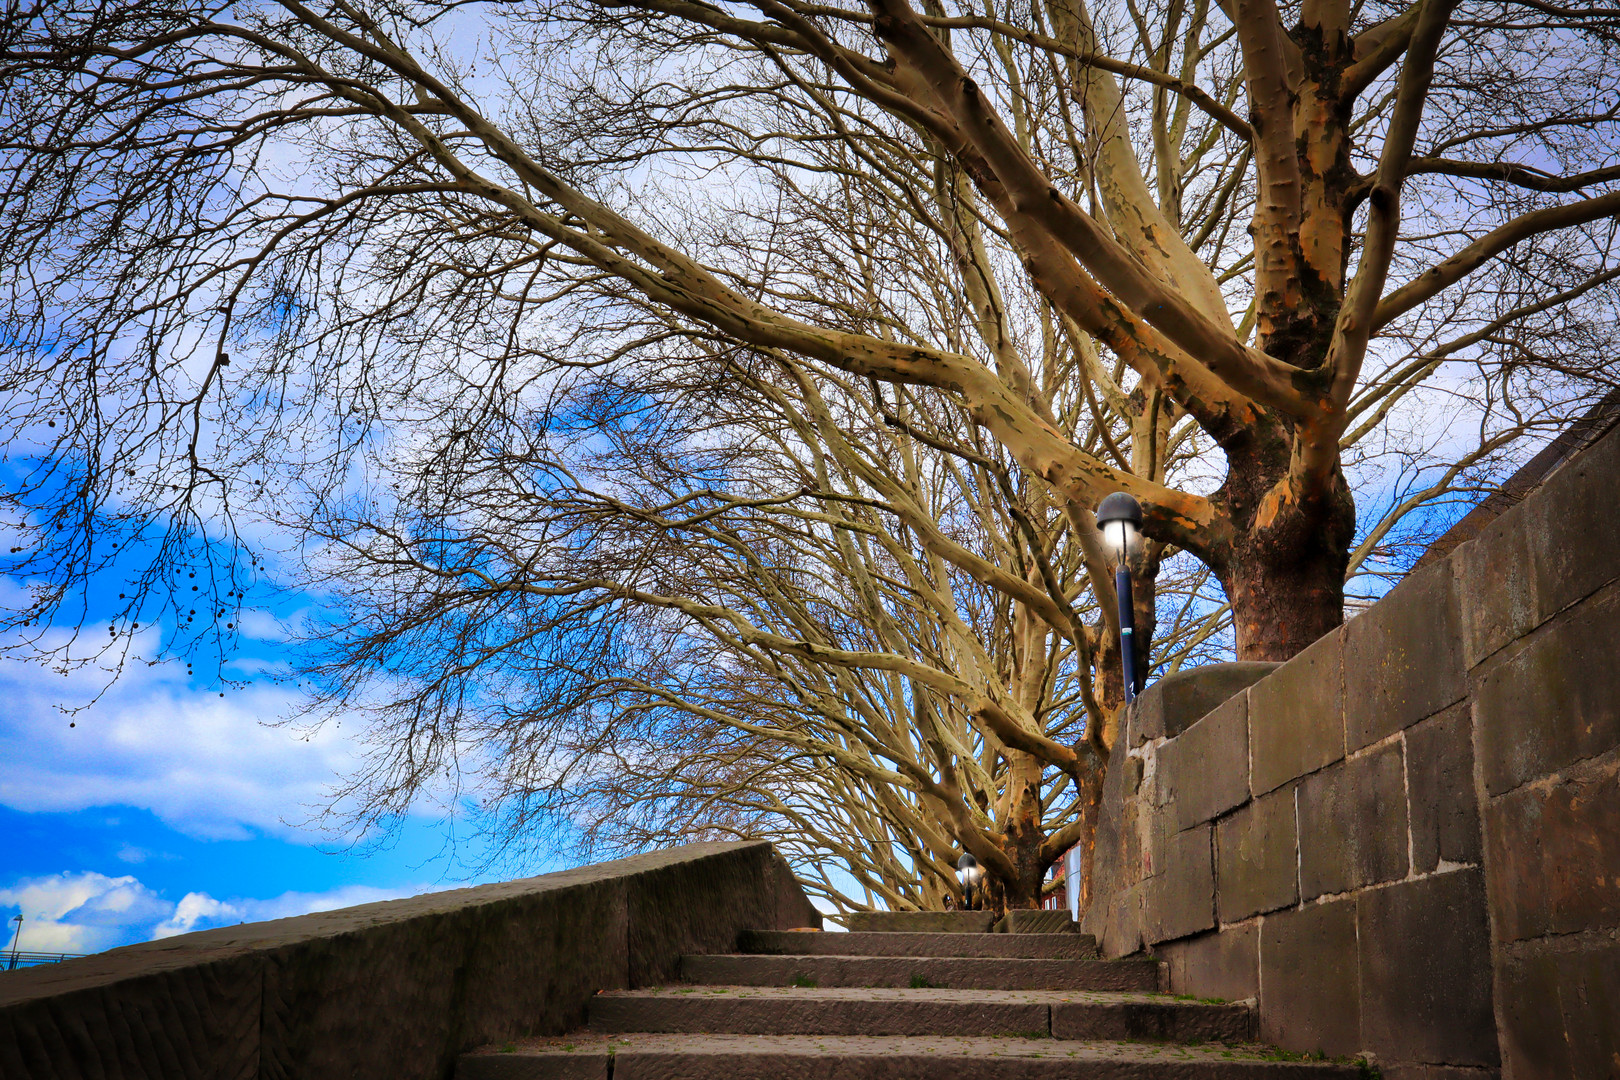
{"left": 7, "top": 914, "right": 21, "bottom": 971}
{"left": 1096, "top": 492, "right": 1146, "bottom": 703}
{"left": 1115, "top": 561, "right": 1138, "bottom": 704}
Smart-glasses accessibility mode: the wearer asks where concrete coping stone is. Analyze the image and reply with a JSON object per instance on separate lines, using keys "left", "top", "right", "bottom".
{"left": 1130, "top": 662, "right": 1280, "bottom": 746}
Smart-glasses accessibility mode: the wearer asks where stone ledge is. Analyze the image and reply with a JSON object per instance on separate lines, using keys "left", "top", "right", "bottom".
{"left": 0, "top": 841, "right": 816, "bottom": 1080}
{"left": 1129, "top": 662, "right": 1278, "bottom": 746}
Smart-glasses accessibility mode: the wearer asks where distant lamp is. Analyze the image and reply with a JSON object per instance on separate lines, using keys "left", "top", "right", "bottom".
{"left": 956, "top": 853, "right": 985, "bottom": 910}
{"left": 1095, "top": 493, "right": 1145, "bottom": 702}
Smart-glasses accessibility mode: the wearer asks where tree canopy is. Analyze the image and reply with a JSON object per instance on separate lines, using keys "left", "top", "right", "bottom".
{"left": 1, "top": 0, "right": 1616, "bottom": 907}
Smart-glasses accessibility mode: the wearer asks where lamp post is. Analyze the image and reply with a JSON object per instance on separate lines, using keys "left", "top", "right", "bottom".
{"left": 956, "top": 853, "right": 985, "bottom": 911}
{"left": 7, "top": 914, "right": 21, "bottom": 971}
{"left": 1096, "top": 492, "right": 1144, "bottom": 702}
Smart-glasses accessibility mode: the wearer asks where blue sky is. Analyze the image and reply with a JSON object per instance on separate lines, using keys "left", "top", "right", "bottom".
{"left": 0, "top": 448, "right": 1489, "bottom": 957}
{"left": 0, "top": 599, "right": 569, "bottom": 955}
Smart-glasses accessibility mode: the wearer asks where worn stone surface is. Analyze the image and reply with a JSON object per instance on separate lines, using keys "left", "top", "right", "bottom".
{"left": 629, "top": 847, "right": 776, "bottom": 987}
{"left": 1080, "top": 746, "right": 1145, "bottom": 958}
{"left": 1457, "top": 423, "right": 1620, "bottom": 667}
{"left": 1158, "top": 923, "right": 1259, "bottom": 1004}
{"left": 1495, "top": 948, "right": 1575, "bottom": 1078}
{"left": 1250, "top": 630, "right": 1346, "bottom": 796}
{"left": 1540, "top": 938, "right": 1620, "bottom": 1080}
{"left": 1343, "top": 563, "right": 1468, "bottom": 751}
{"left": 1259, "top": 899, "right": 1361, "bottom": 1058}
{"left": 1095, "top": 881, "right": 1146, "bottom": 962}
{"left": 739, "top": 930, "right": 1097, "bottom": 960}
{"left": 590, "top": 987, "right": 1050, "bottom": 1037}
{"left": 1129, "top": 661, "right": 1278, "bottom": 746}
{"left": 770, "top": 852, "right": 824, "bottom": 932}
{"left": 1159, "top": 692, "right": 1250, "bottom": 831}
{"left": 842, "top": 912, "right": 995, "bottom": 934}
{"left": 0, "top": 951, "right": 263, "bottom": 1080}
{"left": 587, "top": 985, "right": 1255, "bottom": 1045}
{"left": 1358, "top": 870, "right": 1497, "bottom": 1067}
{"left": 1473, "top": 579, "right": 1620, "bottom": 797}
{"left": 0, "top": 841, "right": 808, "bottom": 1080}
{"left": 1144, "top": 824, "right": 1214, "bottom": 945}
{"left": 1297, "top": 742, "right": 1408, "bottom": 902}
{"left": 1405, "top": 703, "right": 1482, "bottom": 874}
{"left": 1050, "top": 997, "right": 1256, "bottom": 1042}
{"left": 1216, "top": 788, "right": 1298, "bottom": 923}
{"left": 993, "top": 910, "right": 1076, "bottom": 934}
{"left": 1483, "top": 750, "right": 1620, "bottom": 942}
{"left": 1380, "top": 1068, "right": 1502, "bottom": 1080}
{"left": 461, "top": 1032, "right": 1369, "bottom": 1080}
{"left": 681, "top": 953, "right": 1161, "bottom": 992}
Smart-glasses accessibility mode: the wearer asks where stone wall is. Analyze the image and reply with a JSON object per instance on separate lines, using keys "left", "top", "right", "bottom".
{"left": 0, "top": 841, "right": 819, "bottom": 1080}
{"left": 1082, "top": 423, "right": 1620, "bottom": 1079}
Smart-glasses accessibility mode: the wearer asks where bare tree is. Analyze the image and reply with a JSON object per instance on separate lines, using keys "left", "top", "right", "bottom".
{"left": 1, "top": 0, "right": 1616, "bottom": 904}
{"left": 289, "top": 316, "right": 1233, "bottom": 911}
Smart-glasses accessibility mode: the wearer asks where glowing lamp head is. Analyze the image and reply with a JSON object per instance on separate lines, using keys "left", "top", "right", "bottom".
{"left": 1095, "top": 492, "right": 1143, "bottom": 563}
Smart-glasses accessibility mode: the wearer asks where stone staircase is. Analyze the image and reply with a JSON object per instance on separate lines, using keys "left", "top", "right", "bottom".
{"left": 458, "top": 921, "right": 1365, "bottom": 1078}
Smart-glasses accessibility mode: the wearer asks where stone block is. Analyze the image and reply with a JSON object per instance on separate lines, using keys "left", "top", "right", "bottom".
{"left": 1258, "top": 898, "right": 1360, "bottom": 1058}
{"left": 1457, "top": 424, "right": 1620, "bottom": 667}
{"left": 1550, "top": 938, "right": 1620, "bottom": 1080}
{"left": 1495, "top": 949, "right": 1574, "bottom": 1078}
{"left": 1159, "top": 692, "right": 1250, "bottom": 831}
{"left": 1157, "top": 923, "right": 1259, "bottom": 1003}
{"left": 1141, "top": 798, "right": 1179, "bottom": 880}
{"left": 1344, "top": 563, "right": 1468, "bottom": 751}
{"left": 1144, "top": 824, "right": 1214, "bottom": 945}
{"left": 1130, "top": 661, "right": 1279, "bottom": 745}
{"left": 1472, "top": 579, "right": 1620, "bottom": 797}
{"left": 0, "top": 951, "right": 264, "bottom": 1080}
{"left": 1216, "top": 787, "right": 1298, "bottom": 922}
{"left": 1380, "top": 1069, "right": 1501, "bottom": 1080}
{"left": 1357, "top": 869, "right": 1497, "bottom": 1068}
{"left": 1050, "top": 996, "right": 1257, "bottom": 1042}
{"left": 1405, "top": 703, "right": 1481, "bottom": 874}
{"left": 259, "top": 904, "right": 479, "bottom": 1079}
{"left": 1482, "top": 752, "right": 1620, "bottom": 942}
{"left": 1094, "top": 880, "right": 1147, "bottom": 960}
{"left": 1250, "top": 630, "right": 1346, "bottom": 796}
{"left": 770, "top": 852, "right": 823, "bottom": 930}
{"left": 993, "top": 910, "right": 1076, "bottom": 934}
{"left": 842, "top": 912, "right": 995, "bottom": 933}
{"left": 626, "top": 843, "right": 782, "bottom": 986}
{"left": 1079, "top": 745, "right": 1140, "bottom": 949}
{"left": 1297, "top": 742, "right": 1408, "bottom": 902}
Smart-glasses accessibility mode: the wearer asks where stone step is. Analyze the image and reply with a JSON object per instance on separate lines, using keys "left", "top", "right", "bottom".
{"left": 841, "top": 911, "right": 996, "bottom": 933}
{"left": 587, "top": 986, "right": 1256, "bottom": 1042}
{"left": 740, "top": 929, "right": 1098, "bottom": 959}
{"left": 994, "top": 910, "right": 1081, "bottom": 934}
{"left": 458, "top": 1032, "right": 1364, "bottom": 1079}
{"left": 681, "top": 953, "right": 1162, "bottom": 992}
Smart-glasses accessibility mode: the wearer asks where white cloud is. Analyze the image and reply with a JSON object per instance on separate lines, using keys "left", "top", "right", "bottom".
{"left": 0, "top": 638, "right": 357, "bottom": 841}
{"left": 0, "top": 872, "right": 169, "bottom": 953}
{"left": 152, "top": 892, "right": 242, "bottom": 938}
{"left": 2, "top": 871, "right": 443, "bottom": 951}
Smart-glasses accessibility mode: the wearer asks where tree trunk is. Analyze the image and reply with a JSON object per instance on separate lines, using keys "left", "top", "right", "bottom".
{"left": 1206, "top": 419, "right": 1358, "bottom": 662}
{"left": 1225, "top": 534, "right": 1351, "bottom": 660}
